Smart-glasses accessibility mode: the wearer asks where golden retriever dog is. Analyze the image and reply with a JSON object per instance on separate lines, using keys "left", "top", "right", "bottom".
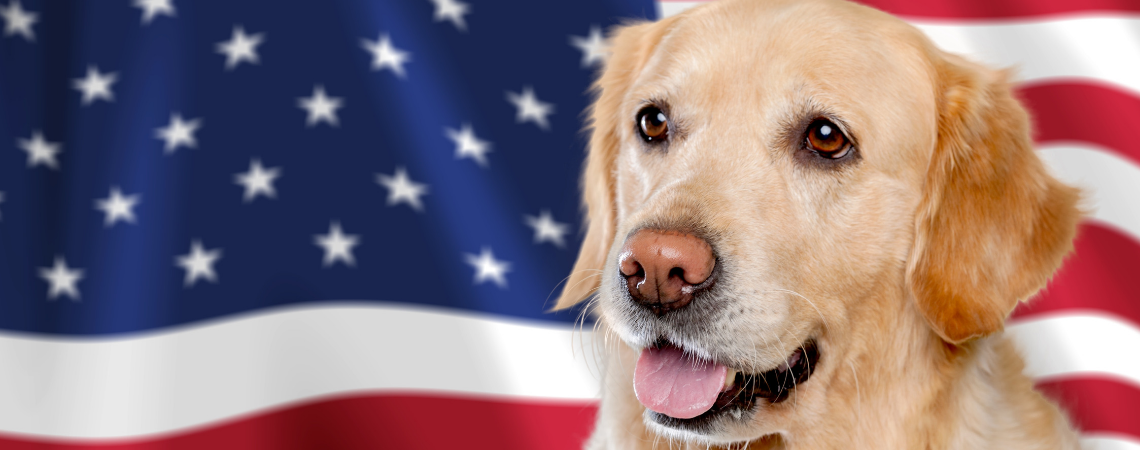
{"left": 552, "top": 0, "right": 1083, "bottom": 448}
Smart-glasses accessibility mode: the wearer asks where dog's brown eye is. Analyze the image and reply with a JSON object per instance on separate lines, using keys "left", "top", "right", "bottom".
{"left": 806, "top": 119, "right": 852, "bottom": 159}
{"left": 637, "top": 106, "right": 669, "bottom": 142}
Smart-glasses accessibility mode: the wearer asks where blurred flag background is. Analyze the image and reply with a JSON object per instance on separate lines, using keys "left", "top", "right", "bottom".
{"left": 0, "top": 0, "right": 1136, "bottom": 448}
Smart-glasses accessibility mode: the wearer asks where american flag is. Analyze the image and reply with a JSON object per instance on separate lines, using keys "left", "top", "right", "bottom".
{"left": 0, "top": 0, "right": 1135, "bottom": 449}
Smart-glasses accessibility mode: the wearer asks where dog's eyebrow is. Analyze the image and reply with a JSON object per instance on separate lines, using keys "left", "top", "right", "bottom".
{"left": 634, "top": 97, "right": 670, "bottom": 117}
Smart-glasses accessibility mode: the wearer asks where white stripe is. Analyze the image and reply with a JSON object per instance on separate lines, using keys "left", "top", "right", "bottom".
{"left": 0, "top": 303, "right": 600, "bottom": 439}
{"left": 3, "top": 304, "right": 1139, "bottom": 439}
{"left": 657, "top": 2, "right": 1140, "bottom": 96}
{"left": 657, "top": 1, "right": 703, "bottom": 18}
{"left": 912, "top": 16, "right": 1140, "bottom": 95}
{"left": 1038, "top": 145, "right": 1140, "bottom": 243}
{"left": 1008, "top": 313, "right": 1140, "bottom": 386}
{"left": 1083, "top": 434, "right": 1140, "bottom": 450}
{"left": 2, "top": 306, "right": 1138, "bottom": 439}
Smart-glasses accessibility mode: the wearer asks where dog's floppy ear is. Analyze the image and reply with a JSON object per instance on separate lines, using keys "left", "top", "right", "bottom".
{"left": 552, "top": 20, "right": 674, "bottom": 310}
{"left": 906, "top": 53, "right": 1081, "bottom": 343}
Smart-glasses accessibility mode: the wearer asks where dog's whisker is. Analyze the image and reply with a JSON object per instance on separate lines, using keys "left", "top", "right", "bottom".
{"left": 543, "top": 269, "right": 603, "bottom": 310}
{"left": 762, "top": 288, "right": 830, "bottom": 335}
{"left": 571, "top": 295, "right": 597, "bottom": 370}
{"left": 790, "top": 338, "right": 808, "bottom": 411}
{"left": 586, "top": 298, "right": 621, "bottom": 381}
{"left": 848, "top": 360, "right": 862, "bottom": 424}
{"left": 574, "top": 297, "right": 609, "bottom": 382}
{"left": 563, "top": 272, "right": 603, "bottom": 299}
{"left": 770, "top": 326, "right": 795, "bottom": 408}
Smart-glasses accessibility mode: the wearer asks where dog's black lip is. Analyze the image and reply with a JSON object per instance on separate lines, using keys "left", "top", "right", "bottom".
{"left": 647, "top": 339, "right": 820, "bottom": 433}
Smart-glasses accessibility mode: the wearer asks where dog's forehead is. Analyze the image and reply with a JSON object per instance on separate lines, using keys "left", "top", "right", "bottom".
{"left": 656, "top": 0, "right": 932, "bottom": 88}
{"left": 628, "top": 0, "right": 938, "bottom": 172}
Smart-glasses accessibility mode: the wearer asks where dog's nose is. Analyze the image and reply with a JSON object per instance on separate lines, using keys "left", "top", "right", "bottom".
{"left": 618, "top": 229, "right": 715, "bottom": 313}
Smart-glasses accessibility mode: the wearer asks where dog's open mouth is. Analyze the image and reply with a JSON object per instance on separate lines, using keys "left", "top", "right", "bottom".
{"left": 635, "top": 339, "right": 819, "bottom": 428}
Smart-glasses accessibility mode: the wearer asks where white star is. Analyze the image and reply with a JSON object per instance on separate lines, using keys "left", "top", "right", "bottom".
{"left": 297, "top": 85, "right": 344, "bottom": 127}
{"left": 524, "top": 210, "right": 571, "bottom": 247}
{"left": 464, "top": 247, "right": 511, "bottom": 288}
{"left": 155, "top": 112, "right": 202, "bottom": 153}
{"left": 133, "top": 0, "right": 175, "bottom": 25}
{"left": 360, "top": 33, "right": 411, "bottom": 78}
{"left": 570, "top": 26, "right": 609, "bottom": 68}
{"left": 429, "top": 0, "right": 470, "bottom": 32}
{"left": 18, "top": 130, "right": 61, "bottom": 169}
{"left": 94, "top": 186, "right": 141, "bottom": 227}
{"left": 39, "top": 256, "right": 84, "bottom": 301}
{"left": 72, "top": 66, "right": 118, "bottom": 105}
{"left": 375, "top": 166, "right": 429, "bottom": 212}
{"left": 314, "top": 221, "right": 360, "bottom": 267}
{"left": 176, "top": 240, "right": 221, "bottom": 287}
{"left": 506, "top": 86, "right": 555, "bottom": 130}
{"left": 445, "top": 123, "right": 492, "bottom": 167}
{"left": 234, "top": 158, "right": 281, "bottom": 202}
{"left": 0, "top": 0, "right": 37, "bottom": 41}
{"left": 216, "top": 26, "right": 264, "bottom": 70}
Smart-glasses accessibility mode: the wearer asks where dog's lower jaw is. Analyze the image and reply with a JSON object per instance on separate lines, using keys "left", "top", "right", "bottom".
{"left": 585, "top": 315, "right": 1080, "bottom": 450}
{"left": 585, "top": 319, "right": 788, "bottom": 450}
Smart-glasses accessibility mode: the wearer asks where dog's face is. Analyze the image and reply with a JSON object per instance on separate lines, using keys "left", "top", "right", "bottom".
{"left": 556, "top": 0, "right": 1079, "bottom": 445}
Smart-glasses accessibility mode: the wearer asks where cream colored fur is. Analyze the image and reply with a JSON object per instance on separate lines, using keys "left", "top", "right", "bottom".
{"left": 555, "top": 0, "right": 1083, "bottom": 448}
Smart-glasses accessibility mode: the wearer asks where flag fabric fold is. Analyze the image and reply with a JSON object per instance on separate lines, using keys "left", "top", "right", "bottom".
{"left": 0, "top": 0, "right": 1137, "bottom": 448}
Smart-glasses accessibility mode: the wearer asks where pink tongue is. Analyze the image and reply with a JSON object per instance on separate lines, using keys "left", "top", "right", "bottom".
{"left": 634, "top": 345, "right": 727, "bottom": 419}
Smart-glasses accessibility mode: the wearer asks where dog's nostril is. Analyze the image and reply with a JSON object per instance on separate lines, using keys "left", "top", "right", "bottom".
{"left": 618, "top": 229, "right": 715, "bottom": 313}
{"left": 619, "top": 253, "right": 644, "bottom": 278}
{"left": 667, "top": 267, "right": 685, "bottom": 281}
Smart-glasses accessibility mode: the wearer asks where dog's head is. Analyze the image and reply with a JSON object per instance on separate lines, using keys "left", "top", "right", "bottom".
{"left": 555, "top": 0, "right": 1080, "bottom": 444}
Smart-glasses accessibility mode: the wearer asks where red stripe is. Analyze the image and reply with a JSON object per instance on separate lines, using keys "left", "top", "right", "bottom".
{"left": 0, "top": 394, "right": 598, "bottom": 450}
{"left": 852, "top": 0, "right": 1140, "bottom": 19}
{"left": 1012, "top": 223, "right": 1140, "bottom": 326}
{"left": 1019, "top": 82, "right": 1140, "bottom": 166}
{"left": 1037, "top": 377, "right": 1140, "bottom": 439}
{"left": 4, "top": 381, "right": 1135, "bottom": 448}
